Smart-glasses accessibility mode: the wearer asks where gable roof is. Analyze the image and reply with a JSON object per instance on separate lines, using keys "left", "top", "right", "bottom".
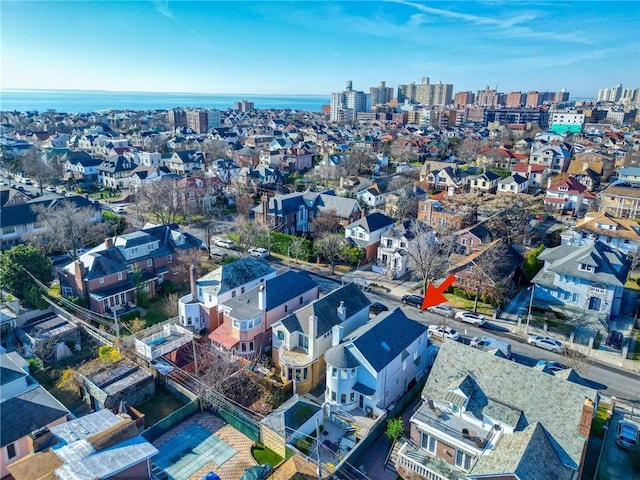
{"left": 346, "top": 212, "right": 395, "bottom": 233}
{"left": 257, "top": 190, "right": 361, "bottom": 219}
{"left": 500, "top": 173, "right": 528, "bottom": 185}
{"left": 423, "top": 340, "right": 597, "bottom": 470}
{"left": 279, "top": 282, "right": 371, "bottom": 337}
{"left": 574, "top": 212, "right": 640, "bottom": 242}
{"left": 338, "top": 307, "right": 427, "bottom": 373}
{"left": 0, "top": 352, "right": 27, "bottom": 386}
{"left": 198, "top": 257, "right": 276, "bottom": 297}
{"left": 548, "top": 176, "right": 588, "bottom": 194}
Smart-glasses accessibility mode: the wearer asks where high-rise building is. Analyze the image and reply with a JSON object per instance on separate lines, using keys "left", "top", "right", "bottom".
{"left": 553, "top": 89, "right": 570, "bottom": 103}
{"left": 454, "top": 91, "right": 474, "bottom": 108}
{"left": 400, "top": 77, "right": 453, "bottom": 106}
{"left": 369, "top": 81, "right": 394, "bottom": 105}
{"left": 398, "top": 83, "right": 417, "bottom": 103}
{"left": 330, "top": 81, "right": 367, "bottom": 122}
{"left": 234, "top": 100, "right": 254, "bottom": 112}
{"left": 431, "top": 82, "right": 453, "bottom": 106}
{"left": 609, "top": 84, "right": 622, "bottom": 102}
{"left": 186, "top": 110, "right": 209, "bottom": 133}
{"left": 167, "top": 109, "right": 187, "bottom": 129}
{"left": 506, "top": 92, "right": 525, "bottom": 108}
{"left": 525, "top": 91, "right": 541, "bottom": 107}
{"left": 476, "top": 86, "right": 504, "bottom": 107}
{"left": 414, "top": 77, "right": 431, "bottom": 105}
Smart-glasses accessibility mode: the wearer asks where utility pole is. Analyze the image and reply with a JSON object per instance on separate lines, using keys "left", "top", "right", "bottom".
{"left": 113, "top": 310, "right": 121, "bottom": 351}
{"left": 315, "top": 417, "right": 323, "bottom": 480}
{"left": 192, "top": 338, "right": 199, "bottom": 378}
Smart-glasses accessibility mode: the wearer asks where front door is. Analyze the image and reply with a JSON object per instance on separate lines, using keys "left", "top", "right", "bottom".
{"left": 588, "top": 296, "right": 602, "bottom": 311}
{"left": 359, "top": 394, "right": 364, "bottom": 409}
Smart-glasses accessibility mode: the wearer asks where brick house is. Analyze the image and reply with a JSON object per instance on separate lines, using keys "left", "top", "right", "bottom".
{"left": 417, "top": 199, "right": 477, "bottom": 233}
{"left": 59, "top": 224, "right": 201, "bottom": 314}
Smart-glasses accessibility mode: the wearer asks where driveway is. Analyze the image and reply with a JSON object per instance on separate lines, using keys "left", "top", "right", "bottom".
{"left": 597, "top": 408, "right": 640, "bottom": 480}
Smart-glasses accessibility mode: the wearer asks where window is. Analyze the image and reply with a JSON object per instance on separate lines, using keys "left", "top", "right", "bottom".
{"left": 331, "top": 391, "right": 337, "bottom": 402}
{"left": 332, "top": 367, "right": 338, "bottom": 378}
{"left": 6, "top": 442, "right": 16, "bottom": 459}
{"left": 351, "top": 368, "right": 356, "bottom": 378}
{"left": 350, "top": 392, "right": 355, "bottom": 402}
{"left": 277, "top": 330, "right": 285, "bottom": 341}
{"left": 455, "top": 450, "right": 472, "bottom": 471}
{"left": 147, "top": 259, "right": 153, "bottom": 267}
{"left": 117, "top": 272, "right": 123, "bottom": 280}
{"left": 299, "top": 296, "right": 303, "bottom": 305}
{"left": 340, "top": 394, "right": 346, "bottom": 404}
{"left": 284, "top": 305, "right": 288, "bottom": 313}
{"left": 341, "top": 369, "right": 347, "bottom": 380}
{"left": 99, "top": 278, "right": 105, "bottom": 284}
{"left": 127, "top": 264, "right": 134, "bottom": 273}
{"left": 298, "top": 334, "right": 309, "bottom": 351}
{"left": 232, "top": 290, "right": 236, "bottom": 298}
{"left": 131, "top": 247, "right": 139, "bottom": 255}
{"left": 420, "top": 432, "right": 436, "bottom": 454}
{"left": 2, "top": 226, "right": 16, "bottom": 235}
{"left": 167, "top": 254, "right": 172, "bottom": 263}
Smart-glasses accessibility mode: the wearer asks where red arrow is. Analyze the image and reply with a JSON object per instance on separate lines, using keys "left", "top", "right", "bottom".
{"left": 421, "top": 274, "right": 456, "bottom": 310}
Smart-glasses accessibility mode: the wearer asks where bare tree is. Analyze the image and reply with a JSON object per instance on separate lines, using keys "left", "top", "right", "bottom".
{"left": 339, "top": 150, "right": 376, "bottom": 176}
{"left": 309, "top": 208, "right": 342, "bottom": 237}
{"left": 30, "top": 200, "right": 108, "bottom": 260}
{"left": 20, "top": 150, "right": 58, "bottom": 195}
{"left": 138, "top": 178, "right": 186, "bottom": 225}
{"left": 289, "top": 238, "right": 306, "bottom": 264}
{"left": 403, "top": 221, "right": 454, "bottom": 294}
{"left": 235, "top": 194, "right": 255, "bottom": 219}
{"left": 314, "top": 233, "right": 347, "bottom": 274}
{"left": 161, "top": 293, "right": 180, "bottom": 318}
{"left": 235, "top": 221, "right": 270, "bottom": 254}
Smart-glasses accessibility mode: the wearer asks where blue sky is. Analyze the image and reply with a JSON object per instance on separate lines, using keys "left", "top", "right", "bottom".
{"left": 1, "top": 1, "right": 638, "bottom": 98}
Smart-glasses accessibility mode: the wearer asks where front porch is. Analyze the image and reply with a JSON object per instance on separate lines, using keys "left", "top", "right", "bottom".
{"left": 396, "top": 440, "right": 461, "bottom": 480}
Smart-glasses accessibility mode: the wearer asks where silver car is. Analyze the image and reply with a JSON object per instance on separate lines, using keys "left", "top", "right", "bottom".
{"left": 528, "top": 335, "right": 565, "bottom": 353}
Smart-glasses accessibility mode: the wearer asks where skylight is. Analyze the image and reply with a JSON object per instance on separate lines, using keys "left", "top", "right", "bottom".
{"left": 381, "top": 341, "right": 391, "bottom": 352}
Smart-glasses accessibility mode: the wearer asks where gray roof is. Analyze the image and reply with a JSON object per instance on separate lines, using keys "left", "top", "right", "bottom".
{"left": 500, "top": 173, "right": 528, "bottom": 185}
{"left": 259, "top": 394, "right": 321, "bottom": 438}
{"left": 347, "top": 212, "right": 395, "bottom": 233}
{"left": 0, "top": 352, "right": 27, "bottom": 386}
{"left": 224, "top": 271, "right": 318, "bottom": 317}
{"left": 257, "top": 190, "right": 361, "bottom": 219}
{"left": 1, "top": 385, "right": 69, "bottom": 447}
{"left": 324, "top": 344, "right": 361, "bottom": 369}
{"left": 533, "top": 241, "right": 628, "bottom": 288}
{"left": 340, "top": 307, "right": 427, "bottom": 373}
{"left": 279, "top": 283, "right": 371, "bottom": 337}
{"left": 422, "top": 341, "right": 597, "bottom": 470}
{"left": 198, "top": 257, "right": 276, "bottom": 297}
{"left": 470, "top": 422, "right": 572, "bottom": 480}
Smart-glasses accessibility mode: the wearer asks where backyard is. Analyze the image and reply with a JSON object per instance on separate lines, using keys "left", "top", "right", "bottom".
{"left": 135, "top": 386, "right": 188, "bottom": 427}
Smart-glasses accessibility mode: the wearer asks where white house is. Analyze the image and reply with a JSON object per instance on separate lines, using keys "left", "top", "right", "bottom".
{"left": 532, "top": 240, "right": 629, "bottom": 321}
{"left": 543, "top": 176, "right": 593, "bottom": 213}
{"left": 345, "top": 212, "right": 396, "bottom": 263}
{"left": 497, "top": 173, "right": 529, "bottom": 194}
{"left": 512, "top": 163, "right": 548, "bottom": 190}
{"left": 178, "top": 257, "right": 277, "bottom": 332}
{"left": 323, "top": 308, "right": 435, "bottom": 413}
{"left": 529, "top": 143, "right": 571, "bottom": 174}
{"left": 356, "top": 184, "right": 386, "bottom": 210}
{"left": 376, "top": 220, "right": 429, "bottom": 280}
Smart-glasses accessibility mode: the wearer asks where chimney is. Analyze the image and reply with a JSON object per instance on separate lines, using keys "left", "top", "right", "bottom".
{"left": 189, "top": 264, "right": 198, "bottom": 301}
{"left": 28, "top": 427, "right": 53, "bottom": 453}
{"left": 337, "top": 301, "right": 347, "bottom": 322}
{"left": 105, "top": 237, "right": 114, "bottom": 249}
{"left": 308, "top": 315, "right": 317, "bottom": 359}
{"left": 547, "top": 177, "right": 552, "bottom": 189}
{"left": 74, "top": 260, "right": 86, "bottom": 296}
{"left": 258, "top": 284, "right": 266, "bottom": 311}
{"left": 332, "top": 325, "right": 344, "bottom": 347}
{"left": 578, "top": 398, "right": 595, "bottom": 438}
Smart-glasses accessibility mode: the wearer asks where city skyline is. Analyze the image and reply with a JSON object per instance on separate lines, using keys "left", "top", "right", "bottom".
{"left": 1, "top": 1, "right": 638, "bottom": 98}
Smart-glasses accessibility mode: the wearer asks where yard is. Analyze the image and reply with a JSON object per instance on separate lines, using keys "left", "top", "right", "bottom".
{"left": 591, "top": 402, "right": 611, "bottom": 439}
{"left": 442, "top": 294, "right": 495, "bottom": 317}
{"left": 135, "top": 386, "right": 187, "bottom": 427}
{"left": 251, "top": 443, "right": 283, "bottom": 468}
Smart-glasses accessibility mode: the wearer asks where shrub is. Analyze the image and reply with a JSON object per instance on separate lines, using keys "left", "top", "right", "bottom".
{"left": 161, "top": 281, "right": 176, "bottom": 294}
{"left": 386, "top": 417, "right": 405, "bottom": 443}
{"left": 98, "top": 345, "right": 121, "bottom": 363}
{"left": 294, "top": 437, "right": 312, "bottom": 455}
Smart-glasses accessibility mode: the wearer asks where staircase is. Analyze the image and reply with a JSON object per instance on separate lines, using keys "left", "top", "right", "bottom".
{"left": 384, "top": 439, "right": 403, "bottom": 472}
{"left": 150, "top": 461, "right": 168, "bottom": 480}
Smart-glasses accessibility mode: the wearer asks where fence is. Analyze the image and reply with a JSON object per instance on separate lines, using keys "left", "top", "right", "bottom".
{"left": 202, "top": 389, "right": 261, "bottom": 442}
{"left": 141, "top": 398, "right": 200, "bottom": 443}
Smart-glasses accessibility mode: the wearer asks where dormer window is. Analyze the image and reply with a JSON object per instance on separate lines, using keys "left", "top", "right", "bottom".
{"left": 579, "top": 263, "right": 594, "bottom": 272}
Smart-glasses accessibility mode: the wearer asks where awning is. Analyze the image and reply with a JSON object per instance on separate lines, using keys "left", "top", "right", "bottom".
{"left": 89, "top": 282, "right": 136, "bottom": 300}
{"left": 353, "top": 382, "right": 375, "bottom": 396}
{"left": 208, "top": 322, "right": 239, "bottom": 350}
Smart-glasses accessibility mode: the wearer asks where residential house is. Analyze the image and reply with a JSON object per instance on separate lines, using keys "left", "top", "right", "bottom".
{"left": 179, "top": 258, "right": 277, "bottom": 332}
{"left": 176, "top": 176, "right": 223, "bottom": 212}
{"left": 417, "top": 199, "right": 477, "bottom": 233}
{"left": 511, "top": 162, "right": 548, "bottom": 190}
{"left": 561, "top": 212, "right": 640, "bottom": 259}
{"left": 385, "top": 185, "right": 426, "bottom": 219}
{"left": 271, "top": 283, "right": 371, "bottom": 395}
{"left": 468, "top": 171, "right": 501, "bottom": 194}
{"left": 0, "top": 352, "right": 69, "bottom": 478}
{"left": 357, "top": 184, "right": 387, "bottom": 211}
{"left": 59, "top": 224, "right": 202, "bottom": 314}
{"left": 532, "top": 240, "right": 629, "bottom": 321}
{"left": 529, "top": 143, "right": 571, "bottom": 174}
{"left": 207, "top": 158, "right": 241, "bottom": 184}
{"left": 7, "top": 409, "right": 158, "bottom": 480}
{"left": 78, "top": 358, "right": 155, "bottom": 411}
{"left": 543, "top": 176, "right": 593, "bottom": 214}
{"left": 617, "top": 166, "right": 640, "bottom": 184}
{"left": 323, "top": 307, "right": 435, "bottom": 413}
{"left": 98, "top": 155, "right": 138, "bottom": 190}
{"left": 62, "top": 151, "right": 102, "bottom": 183}
{"left": 598, "top": 183, "right": 640, "bottom": 219}
{"left": 454, "top": 221, "right": 495, "bottom": 256}
{"left": 0, "top": 191, "right": 101, "bottom": 249}
{"left": 566, "top": 160, "right": 604, "bottom": 191}
{"left": 281, "top": 148, "right": 314, "bottom": 173}
{"left": 209, "top": 271, "right": 320, "bottom": 357}
{"left": 396, "top": 340, "right": 597, "bottom": 480}
{"left": 497, "top": 173, "right": 529, "bottom": 194}
{"left": 376, "top": 220, "right": 422, "bottom": 279}
{"left": 168, "top": 150, "right": 204, "bottom": 174}
{"left": 254, "top": 191, "right": 362, "bottom": 236}
{"left": 574, "top": 150, "right": 615, "bottom": 180}
{"left": 345, "top": 212, "right": 396, "bottom": 263}
{"left": 424, "top": 166, "right": 466, "bottom": 195}
{"left": 128, "top": 165, "right": 172, "bottom": 191}
{"left": 447, "top": 238, "right": 522, "bottom": 300}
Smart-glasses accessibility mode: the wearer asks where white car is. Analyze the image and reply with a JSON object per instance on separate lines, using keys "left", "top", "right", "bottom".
{"left": 427, "top": 304, "right": 454, "bottom": 317}
{"left": 528, "top": 335, "right": 565, "bottom": 353}
{"left": 428, "top": 325, "right": 460, "bottom": 341}
{"left": 455, "top": 311, "right": 486, "bottom": 326}
{"left": 248, "top": 247, "right": 268, "bottom": 258}
{"left": 214, "top": 238, "right": 235, "bottom": 249}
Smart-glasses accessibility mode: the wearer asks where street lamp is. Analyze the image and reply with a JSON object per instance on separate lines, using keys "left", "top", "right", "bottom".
{"left": 526, "top": 284, "right": 536, "bottom": 334}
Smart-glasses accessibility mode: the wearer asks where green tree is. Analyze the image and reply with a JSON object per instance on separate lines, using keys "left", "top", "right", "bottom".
{"left": 0, "top": 245, "right": 53, "bottom": 298}
{"left": 385, "top": 417, "right": 405, "bottom": 444}
{"left": 522, "top": 244, "right": 545, "bottom": 281}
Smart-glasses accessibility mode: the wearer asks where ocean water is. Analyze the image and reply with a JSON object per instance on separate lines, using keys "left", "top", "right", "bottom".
{"left": 0, "top": 89, "right": 329, "bottom": 114}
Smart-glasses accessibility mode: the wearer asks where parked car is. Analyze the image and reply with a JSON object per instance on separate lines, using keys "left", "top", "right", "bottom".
{"left": 46, "top": 186, "right": 57, "bottom": 192}
{"left": 616, "top": 420, "right": 639, "bottom": 450}
{"left": 528, "top": 335, "right": 565, "bottom": 353}
{"left": 68, "top": 248, "right": 89, "bottom": 258}
{"left": 455, "top": 311, "right": 486, "bottom": 326}
{"left": 535, "top": 360, "right": 568, "bottom": 372}
{"left": 112, "top": 206, "right": 126, "bottom": 214}
{"left": 428, "top": 325, "right": 460, "bottom": 341}
{"left": 605, "top": 330, "right": 624, "bottom": 349}
{"left": 427, "top": 304, "right": 454, "bottom": 317}
{"left": 214, "top": 238, "right": 235, "bottom": 249}
{"left": 209, "top": 248, "right": 228, "bottom": 261}
{"left": 369, "top": 302, "right": 389, "bottom": 315}
{"left": 401, "top": 294, "right": 423, "bottom": 308}
{"left": 470, "top": 336, "right": 512, "bottom": 358}
{"left": 248, "top": 247, "right": 268, "bottom": 258}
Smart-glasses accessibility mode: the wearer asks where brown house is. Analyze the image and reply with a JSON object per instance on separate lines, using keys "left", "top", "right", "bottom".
{"left": 418, "top": 199, "right": 477, "bottom": 233}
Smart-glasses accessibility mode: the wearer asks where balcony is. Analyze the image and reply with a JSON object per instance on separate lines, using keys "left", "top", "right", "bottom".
{"left": 396, "top": 440, "right": 459, "bottom": 480}
{"left": 413, "top": 402, "right": 491, "bottom": 450}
